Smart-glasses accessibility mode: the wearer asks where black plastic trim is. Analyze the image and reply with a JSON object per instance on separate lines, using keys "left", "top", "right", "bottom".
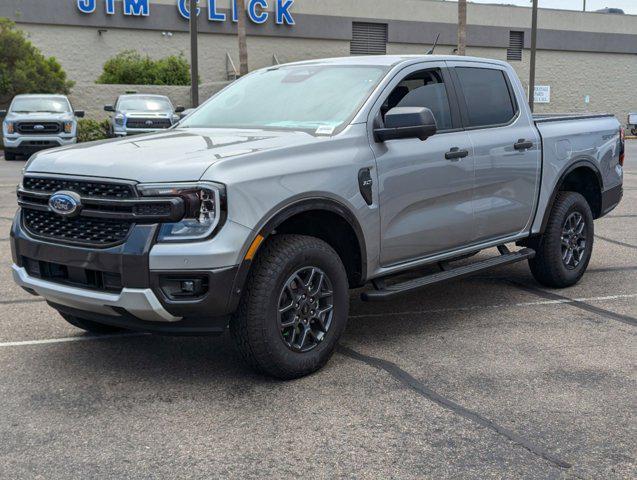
{"left": 600, "top": 184, "right": 623, "bottom": 216}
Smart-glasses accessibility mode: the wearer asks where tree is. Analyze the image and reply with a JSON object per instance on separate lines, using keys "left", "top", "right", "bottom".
{"left": 237, "top": 0, "right": 249, "bottom": 75}
{"left": 457, "top": 0, "right": 467, "bottom": 56}
{"left": 0, "top": 19, "right": 74, "bottom": 107}
{"left": 97, "top": 51, "right": 191, "bottom": 85}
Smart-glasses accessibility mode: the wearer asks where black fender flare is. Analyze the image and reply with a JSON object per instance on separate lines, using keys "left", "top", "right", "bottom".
{"left": 537, "top": 159, "right": 603, "bottom": 233}
{"left": 226, "top": 196, "right": 368, "bottom": 312}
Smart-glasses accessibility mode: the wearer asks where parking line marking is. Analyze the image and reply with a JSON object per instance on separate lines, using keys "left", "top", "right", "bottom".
{"left": 595, "top": 235, "right": 637, "bottom": 250}
{"left": 509, "top": 281, "right": 637, "bottom": 327}
{"left": 339, "top": 345, "right": 572, "bottom": 470}
{"left": 350, "top": 293, "right": 637, "bottom": 320}
{"left": 0, "top": 298, "right": 45, "bottom": 305}
{"left": 0, "top": 332, "right": 146, "bottom": 348}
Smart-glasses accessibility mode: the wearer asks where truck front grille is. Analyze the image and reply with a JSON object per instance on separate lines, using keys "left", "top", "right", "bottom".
{"left": 126, "top": 118, "right": 172, "bottom": 129}
{"left": 16, "top": 122, "right": 62, "bottom": 134}
{"left": 22, "top": 176, "right": 136, "bottom": 199}
{"left": 23, "top": 209, "right": 133, "bottom": 247}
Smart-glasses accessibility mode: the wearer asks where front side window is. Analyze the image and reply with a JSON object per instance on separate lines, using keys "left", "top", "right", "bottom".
{"left": 10, "top": 97, "right": 71, "bottom": 113}
{"left": 455, "top": 67, "right": 516, "bottom": 127}
{"left": 180, "top": 65, "right": 388, "bottom": 133}
{"left": 117, "top": 96, "right": 173, "bottom": 112}
{"left": 381, "top": 69, "right": 454, "bottom": 131}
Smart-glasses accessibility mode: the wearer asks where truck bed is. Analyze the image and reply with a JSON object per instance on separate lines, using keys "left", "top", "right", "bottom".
{"left": 530, "top": 113, "right": 622, "bottom": 233}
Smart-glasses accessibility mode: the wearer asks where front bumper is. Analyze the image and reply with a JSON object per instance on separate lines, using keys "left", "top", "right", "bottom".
{"left": 3, "top": 135, "right": 76, "bottom": 153}
{"left": 10, "top": 215, "right": 240, "bottom": 334}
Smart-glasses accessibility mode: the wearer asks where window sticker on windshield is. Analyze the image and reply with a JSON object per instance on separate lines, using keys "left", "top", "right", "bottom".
{"left": 316, "top": 125, "right": 335, "bottom": 136}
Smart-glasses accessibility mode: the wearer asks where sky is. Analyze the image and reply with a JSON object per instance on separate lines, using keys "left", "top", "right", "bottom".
{"left": 447, "top": 0, "right": 637, "bottom": 15}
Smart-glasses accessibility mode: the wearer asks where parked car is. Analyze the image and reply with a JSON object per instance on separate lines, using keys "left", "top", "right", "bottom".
{"left": 12, "top": 56, "right": 624, "bottom": 379}
{"left": 1, "top": 94, "right": 84, "bottom": 161}
{"left": 104, "top": 94, "right": 184, "bottom": 137}
{"left": 628, "top": 113, "right": 637, "bottom": 136}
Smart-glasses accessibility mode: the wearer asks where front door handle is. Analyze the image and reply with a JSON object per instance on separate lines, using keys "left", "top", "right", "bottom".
{"left": 445, "top": 147, "right": 469, "bottom": 160}
{"left": 514, "top": 139, "right": 534, "bottom": 150}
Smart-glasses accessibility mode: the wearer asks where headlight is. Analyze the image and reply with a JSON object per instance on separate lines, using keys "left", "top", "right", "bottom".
{"left": 137, "top": 181, "right": 225, "bottom": 242}
{"left": 4, "top": 121, "right": 14, "bottom": 134}
{"left": 115, "top": 115, "right": 125, "bottom": 126}
{"left": 64, "top": 121, "right": 73, "bottom": 134}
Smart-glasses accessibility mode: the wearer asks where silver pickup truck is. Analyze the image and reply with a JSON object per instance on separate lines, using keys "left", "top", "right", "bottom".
{"left": 1, "top": 94, "right": 84, "bottom": 160}
{"left": 11, "top": 56, "right": 624, "bottom": 379}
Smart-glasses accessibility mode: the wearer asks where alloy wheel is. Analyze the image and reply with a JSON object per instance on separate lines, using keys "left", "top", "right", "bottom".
{"left": 561, "top": 211, "right": 587, "bottom": 269}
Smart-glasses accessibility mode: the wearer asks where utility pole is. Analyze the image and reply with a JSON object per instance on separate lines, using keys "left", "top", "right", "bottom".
{"left": 189, "top": 0, "right": 199, "bottom": 107}
{"left": 457, "top": 0, "right": 467, "bottom": 55}
{"left": 583, "top": 0, "right": 586, "bottom": 12}
{"left": 237, "top": 0, "right": 249, "bottom": 75}
{"left": 528, "top": 0, "right": 538, "bottom": 112}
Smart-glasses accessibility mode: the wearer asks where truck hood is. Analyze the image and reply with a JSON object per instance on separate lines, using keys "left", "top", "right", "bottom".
{"left": 26, "top": 128, "right": 321, "bottom": 183}
{"left": 5, "top": 111, "right": 75, "bottom": 122}
{"left": 120, "top": 110, "right": 173, "bottom": 118}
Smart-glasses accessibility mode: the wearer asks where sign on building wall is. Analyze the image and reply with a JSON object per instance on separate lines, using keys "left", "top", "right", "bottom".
{"left": 534, "top": 85, "right": 551, "bottom": 104}
{"left": 76, "top": 0, "right": 295, "bottom": 25}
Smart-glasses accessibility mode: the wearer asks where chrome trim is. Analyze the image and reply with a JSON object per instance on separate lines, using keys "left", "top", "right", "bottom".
{"left": 12, "top": 265, "right": 181, "bottom": 323}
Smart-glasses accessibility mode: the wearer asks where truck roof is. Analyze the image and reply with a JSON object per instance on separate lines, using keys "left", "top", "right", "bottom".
{"left": 277, "top": 54, "right": 510, "bottom": 69}
{"left": 13, "top": 94, "right": 69, "bottom": 98}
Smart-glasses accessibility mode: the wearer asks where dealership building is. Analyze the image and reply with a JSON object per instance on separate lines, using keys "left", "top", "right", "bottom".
{"left": 1, "top": 0, "right": 636, "bottom": 123}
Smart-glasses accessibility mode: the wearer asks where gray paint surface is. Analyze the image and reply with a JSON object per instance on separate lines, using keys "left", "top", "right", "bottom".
{"left": 1, "top": 0, "right": 636, "bottom": 54}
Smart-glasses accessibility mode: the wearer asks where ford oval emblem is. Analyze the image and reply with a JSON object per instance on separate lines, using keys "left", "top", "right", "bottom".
{"left": 49, "top": 191, "right": 82, "bottom": 217}
{"left": 34, "top": 125, "right": 45, "bottom": 130}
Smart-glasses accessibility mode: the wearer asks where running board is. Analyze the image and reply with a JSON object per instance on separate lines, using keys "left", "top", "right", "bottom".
{"left": 361, "top": 247, "right": 535, "bottom": 302}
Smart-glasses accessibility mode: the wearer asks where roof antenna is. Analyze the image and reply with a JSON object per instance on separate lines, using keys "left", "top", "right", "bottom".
{"left": 426, "top": 33, "right": 440, "bottom": 55}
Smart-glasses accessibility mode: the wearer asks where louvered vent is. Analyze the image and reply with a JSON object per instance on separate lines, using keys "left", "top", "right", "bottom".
{"left": 351, "top": 22, "right": 388, "bottom": 55}
{"left": 507, "top": 31, "right": 524, "bottom": 61}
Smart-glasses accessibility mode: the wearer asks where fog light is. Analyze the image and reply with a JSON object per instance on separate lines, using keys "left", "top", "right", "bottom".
{"left": 159, "top": 275, "right": 208, "bottom": 300}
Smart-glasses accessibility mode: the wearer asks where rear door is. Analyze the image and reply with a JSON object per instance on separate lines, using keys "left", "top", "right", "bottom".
{"left": 448, "top": 62, "right": 541, "bottom": 242}
{"left": 368, "top": 62, "right": 475, "bottom": 266}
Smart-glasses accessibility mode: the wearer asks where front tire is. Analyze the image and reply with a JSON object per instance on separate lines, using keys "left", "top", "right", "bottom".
{"left": 4, "top": 150, "right": 17, "bottom": 161}
{"left": 529, "top": 191, "right": 594, "bottom": 288}
{"left": 231, "top": 234, "right": 349, "bottom": 379}
{"left": 60, "top": 313, "right": 127, "bottom": 334}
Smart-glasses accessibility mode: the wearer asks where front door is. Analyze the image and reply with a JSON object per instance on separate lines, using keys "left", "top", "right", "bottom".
{"left": 369, "top": 64, "right": 475, "bottom": 266}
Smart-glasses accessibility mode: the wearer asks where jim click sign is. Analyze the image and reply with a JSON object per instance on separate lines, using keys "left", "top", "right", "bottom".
{"left": 76, "top": 0, "right": 295, "bottom": 25}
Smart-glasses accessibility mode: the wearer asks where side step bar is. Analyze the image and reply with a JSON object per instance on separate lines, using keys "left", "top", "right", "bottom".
{"left": 361, "top": 247, "right": 535, "bottom": 302}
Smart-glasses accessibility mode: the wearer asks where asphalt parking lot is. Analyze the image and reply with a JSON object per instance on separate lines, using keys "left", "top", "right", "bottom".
{"left": 0, "top": 144, "right": 634, "bottom": 479}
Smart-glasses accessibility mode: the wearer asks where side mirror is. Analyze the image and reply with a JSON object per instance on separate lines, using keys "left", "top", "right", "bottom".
{"left": 179, "top": 108, "right": 195, "bottom": 119}
{"left": 74, "top": 110, "right": 85, "bottom": 118}
{"left": 104, "top": 105, "right": 115, "bottom": 112}
{"left": 175, "top": 106, "right": 185, "bottom": 113}
{"left": 374, "top": 106, "right": 437, "bottom": 142}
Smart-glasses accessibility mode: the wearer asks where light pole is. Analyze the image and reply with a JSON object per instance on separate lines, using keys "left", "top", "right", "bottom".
{"left": 189, "top": 0, "right": 199, "bottom": 107}
{"left": 528, "top": 0, "right": 538, "bottom": 112}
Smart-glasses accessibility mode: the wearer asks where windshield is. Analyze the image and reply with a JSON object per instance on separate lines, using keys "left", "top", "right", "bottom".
{"left": 11, "top": 97, "right": 71, "bottom": 113}
{"left": 180, "top": 65, "right": 388, "bottom": 133}
{"left": 118, "top": 96, "right": 172, "bottom": 112}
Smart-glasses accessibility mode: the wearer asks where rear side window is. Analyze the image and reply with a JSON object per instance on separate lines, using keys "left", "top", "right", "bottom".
{"left": 455, "top": 67, "right": 516, "bottom": 127}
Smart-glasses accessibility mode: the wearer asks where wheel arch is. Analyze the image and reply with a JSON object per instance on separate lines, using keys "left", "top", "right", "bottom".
{"left": 538, "top": 160, "right": 603, "bottom": 233}
{"left": 228, "top": 197, "right": 368, "bottom": 311}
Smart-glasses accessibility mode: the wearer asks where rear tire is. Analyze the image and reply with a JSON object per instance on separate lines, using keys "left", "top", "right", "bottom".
{"left": 529, "top": 191, "right": 594, "bottom": 288}
{"left": 60, "top": 313, "right": 127, "bottom": 334}
{"left": 231, "top": 234, "right": 349, "bottom": 379}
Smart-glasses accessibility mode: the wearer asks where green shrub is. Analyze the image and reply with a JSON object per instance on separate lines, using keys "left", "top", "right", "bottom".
{"left": 97, "top": 50, "right": 191, "bottom": 86}
{"left": 77, "top": 119, "right": 110, "bottom": 143}
{"left": 0, "top": 19, "right": 74, "bottom": 108}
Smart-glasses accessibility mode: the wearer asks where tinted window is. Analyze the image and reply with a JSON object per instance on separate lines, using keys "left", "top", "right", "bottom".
{"left": 455, "top": 68, "right": 516, "bottom": 127}
{"left": 11, "top": 97, "right": 71, "bottom": 113}
{"left": 382, "top": 69, "right": 453, "bottom": 130}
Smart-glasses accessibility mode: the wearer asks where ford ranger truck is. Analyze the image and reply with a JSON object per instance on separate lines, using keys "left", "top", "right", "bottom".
{"left": 1, "top": 94, "right": 84, "bottom": 161}
{"left": 11, "top": 56, "right": 624, "bottom": 379}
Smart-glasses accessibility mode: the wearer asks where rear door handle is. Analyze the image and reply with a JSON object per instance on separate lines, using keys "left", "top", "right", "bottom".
{"left": 514, "top": 139, "right": 534, "bottom": 150}
{"left": 445, "top": 147, "right": 469, "bottom": 160}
